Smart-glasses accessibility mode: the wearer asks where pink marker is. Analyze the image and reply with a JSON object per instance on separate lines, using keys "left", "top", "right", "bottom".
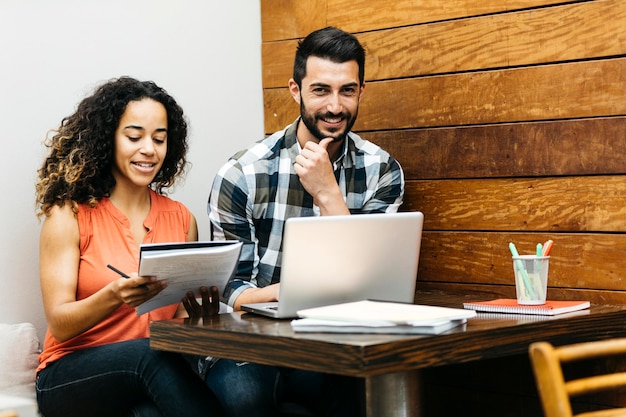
{"left": 542, "top": 240, "right": 554, "bottom": 256}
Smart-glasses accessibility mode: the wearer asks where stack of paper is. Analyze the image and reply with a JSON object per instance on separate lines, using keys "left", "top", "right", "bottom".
{"left": 136, "top": 240, "right": 242, "bottom": 315}
{"left": 291, "top": 300, "right": 476, "bottom": 335}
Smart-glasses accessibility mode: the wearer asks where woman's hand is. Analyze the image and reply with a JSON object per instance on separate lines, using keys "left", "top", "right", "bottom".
{"left": 115, "top": 274, "right": 166, "bottom": 308}
{"left": 182, "top": 286, "right": 221, "bottom": 319}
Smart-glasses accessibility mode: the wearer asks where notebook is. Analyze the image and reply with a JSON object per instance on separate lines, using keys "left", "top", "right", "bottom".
{"left": 241, "top": 211, "right": 424, "bottom": 319}
{"left": 462, "top": 299, "right": 590, "bottom": 316}
{"left": 291, "top": 299, "right": 476, "bottom": 334}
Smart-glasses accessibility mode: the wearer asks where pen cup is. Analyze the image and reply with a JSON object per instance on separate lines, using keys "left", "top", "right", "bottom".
{"left": 512, "top": 255, "right": 550, "bottom": 305}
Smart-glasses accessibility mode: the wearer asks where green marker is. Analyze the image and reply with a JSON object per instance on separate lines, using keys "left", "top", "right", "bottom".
{"left": 509, "top": 242, "right": 535, "bottom": 299}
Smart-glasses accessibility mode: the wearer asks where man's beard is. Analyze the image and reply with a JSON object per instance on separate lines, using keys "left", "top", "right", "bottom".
{"left": 299, "top": 98, "right": 359, "bottom": 143}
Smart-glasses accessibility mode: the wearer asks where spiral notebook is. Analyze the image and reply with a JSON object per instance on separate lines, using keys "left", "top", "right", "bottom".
{"left": 462, "top": 298, "right": 590, "bottom": 316}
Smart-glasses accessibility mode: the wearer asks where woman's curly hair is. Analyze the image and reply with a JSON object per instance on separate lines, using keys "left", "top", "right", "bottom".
{"left": 35, "top": 77, "right": 189, "bottom": 217}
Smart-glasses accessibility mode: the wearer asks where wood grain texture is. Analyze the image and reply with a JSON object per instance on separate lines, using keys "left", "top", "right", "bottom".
{"left": 261, "top": 40, "right": 296, "bottom": 89}
{"left": 368, "top": 117, "right": 626, "bottom": 180}
{"left": 260, "top": 0, "right": 326, "bottom": 42}
{"left": 359, "top": 0, "right": 626, "bottom": 80}
{"left": 327, "top": 0, "right": 578, "bottom": 33}
{"left": 262, "top": 0, "right": 626, "bottom": 88}
{"left": 263, "top": 58, "right": 626, "bottom": 133}
{"left": 264, "top": 57, "right": 626, "bottom": 132}
{"left": 260, "top": 0, "right": 575, "bottom": 43}
{"left": 256, "top": 1, "right": 626, "bottom": 414}
{"left": 415, "top": 283, "right": 626, "bottom": 306}
{"left": 359, "top": 57, "right": 626, "bottom": 130}
{"left": 418, "top": 232, "right": 626, "bottom": 290}
{"left": 150, "top": 293, "right": 626, "bottom": 377}
{"left": 260, "top": 0, "right": 626, "bottom": 312}
{"left": 403, "top": 176, "right": 626, "bottom": 232}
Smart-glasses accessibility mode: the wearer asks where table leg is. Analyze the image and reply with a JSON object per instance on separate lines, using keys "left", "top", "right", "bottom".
{"left": 365, "top": 370, "right": 421, "bottom": 417}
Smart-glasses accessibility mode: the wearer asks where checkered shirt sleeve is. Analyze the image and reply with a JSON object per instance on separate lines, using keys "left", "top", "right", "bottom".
{"left": 208, "top": 121, "right": 404, "bottom": 306}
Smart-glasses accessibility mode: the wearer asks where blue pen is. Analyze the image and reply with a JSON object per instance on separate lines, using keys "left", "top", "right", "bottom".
{"left": 509, "top": 242, "right": 536, "bottom": 299}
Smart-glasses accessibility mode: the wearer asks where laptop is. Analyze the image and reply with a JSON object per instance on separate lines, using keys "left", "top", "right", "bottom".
{"left": 241, "top": 211, "right": 424, "bottom": 319}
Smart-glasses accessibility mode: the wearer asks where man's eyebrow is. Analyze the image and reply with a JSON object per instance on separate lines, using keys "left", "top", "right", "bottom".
{"left": 309, "top": 82, "right": 331, "bottom": 88}
{"left": 309, "top": 81, "right": 359, "bottom": 88}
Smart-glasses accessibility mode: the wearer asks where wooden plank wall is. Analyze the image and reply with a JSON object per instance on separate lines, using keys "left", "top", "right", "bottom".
{"left": 260, "top": 0, "right": 626, "bottom": 307}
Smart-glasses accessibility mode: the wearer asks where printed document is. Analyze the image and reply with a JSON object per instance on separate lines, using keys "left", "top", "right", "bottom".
{"left": 136, "top": 240, "right": 242, "bottom": 315}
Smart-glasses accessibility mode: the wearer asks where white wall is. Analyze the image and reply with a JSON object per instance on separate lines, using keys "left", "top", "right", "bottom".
{"left": 0, "top": 0, "right": 264, "bottom": 340}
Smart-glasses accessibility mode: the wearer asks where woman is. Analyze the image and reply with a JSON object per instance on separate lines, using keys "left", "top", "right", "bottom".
{"left": 35, "top": 77, "right": 223, "bottom": 417}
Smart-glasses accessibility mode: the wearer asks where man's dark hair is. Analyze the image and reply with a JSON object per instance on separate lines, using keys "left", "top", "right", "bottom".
{"left": 293, "top": 26, "right": 365, "bottom": 87}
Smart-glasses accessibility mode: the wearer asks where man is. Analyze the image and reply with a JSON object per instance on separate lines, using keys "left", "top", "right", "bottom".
{"left": 205, "top": 26, "right": 404, "bottom": 416}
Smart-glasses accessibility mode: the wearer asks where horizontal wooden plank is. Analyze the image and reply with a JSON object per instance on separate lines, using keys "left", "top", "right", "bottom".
{"left": 358, "top": 57, "right": 626, "bottom": 130}
{"left": 403, "top": 176, "right": 626, "bottom": 232}
{"left": 263, "top": 88, "right": 298, "bottom": 132}
{"left": 416, "top": 282, "right": 626, "bottom": 306}
{"left": 261, "top": 0, "right": 584, "bottom": 42}
{"left": 327, "top": 0, "right": 578, "bottom": 33}
{"left": 262, "top": 0, "right": 626, "bottom": 88}
{"left": 264, "top": 57, "right": 626, "bottom": 132}
{"left": 260, "top": 0, "right": 326, "bottom": 42}
{"left": 360, "top": 0, "right": 626, "bottom": 81}
{"left": 262, "top": 40, "right": 296, "bottom": 89}
{"left": 367, "top": 117, "right": 626, "bottom": 180}
{"left": 417, "top": 232, "right": 626, "bottom": 292}
{"left": 260, "top": 0, "right": 576, "bottom": 42}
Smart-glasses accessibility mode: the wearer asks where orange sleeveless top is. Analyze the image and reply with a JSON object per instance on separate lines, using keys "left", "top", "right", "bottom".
{"left": 38, "top": 190, "right": 191, "bottom": 372}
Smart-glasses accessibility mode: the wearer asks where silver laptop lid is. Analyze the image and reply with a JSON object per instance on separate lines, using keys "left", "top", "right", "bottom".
{"left": 275, "top": 212, "right": 424, "bottom": 318}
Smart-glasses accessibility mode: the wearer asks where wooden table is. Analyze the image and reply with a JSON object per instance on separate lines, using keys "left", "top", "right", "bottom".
{"left": 150, "top": 292, "right": 626, "bottom": 417}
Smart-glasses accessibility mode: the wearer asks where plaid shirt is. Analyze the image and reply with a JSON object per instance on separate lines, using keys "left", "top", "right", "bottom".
{"left": 208, "top": 119, "right": 405, "bottom": 306}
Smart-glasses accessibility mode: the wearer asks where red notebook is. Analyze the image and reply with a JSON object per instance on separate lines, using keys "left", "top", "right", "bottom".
{"left": 462, "top": 299, "right": 590, "bottom": 316}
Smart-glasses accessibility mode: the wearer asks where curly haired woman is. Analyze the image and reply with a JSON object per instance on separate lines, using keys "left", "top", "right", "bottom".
{"left": 34, "top": 77, "right": 223, "bottom": 417}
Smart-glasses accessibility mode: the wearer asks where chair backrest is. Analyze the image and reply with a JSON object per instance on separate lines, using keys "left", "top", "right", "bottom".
{"left": 529, "top": 338, "right": 626, "bottom": 417}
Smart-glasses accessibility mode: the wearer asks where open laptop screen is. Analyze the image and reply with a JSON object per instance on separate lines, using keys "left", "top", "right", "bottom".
{"left": 242, "top": 212, "right": 424, "bottom": 319}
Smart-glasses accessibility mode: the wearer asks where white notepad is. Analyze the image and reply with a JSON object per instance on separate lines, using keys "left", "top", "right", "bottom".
{"left": 296, "top": 300, "right": 477, "bottom": 324}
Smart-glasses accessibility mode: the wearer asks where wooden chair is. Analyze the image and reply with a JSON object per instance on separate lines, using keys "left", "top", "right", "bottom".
{"left": 529, "top": 338, "right": 626, "bottom": 417}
